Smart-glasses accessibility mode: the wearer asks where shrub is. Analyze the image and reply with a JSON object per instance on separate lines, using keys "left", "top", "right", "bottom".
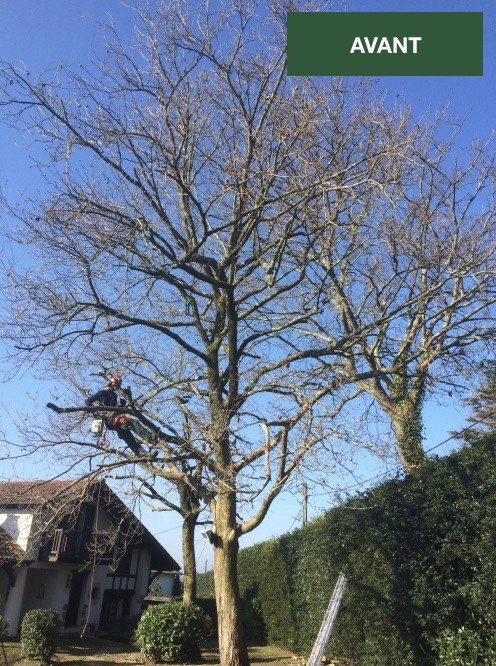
{"left": 21, "top": 609, "right": 59, "bottom": 665}
{"left": 135, "top": 601, "right": 207, "bottom": 663}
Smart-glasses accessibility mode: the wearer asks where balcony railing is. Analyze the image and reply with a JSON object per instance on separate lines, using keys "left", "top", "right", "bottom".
{"left": 40, "top": 529, "right": 113, "bottom": 564}
{"left": 50, "top": 528, "right": 65, "bottom": 557}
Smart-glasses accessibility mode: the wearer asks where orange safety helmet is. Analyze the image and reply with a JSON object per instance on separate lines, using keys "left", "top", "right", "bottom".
{"left": 108, "top": 373, "right": 122, "bottom": 388}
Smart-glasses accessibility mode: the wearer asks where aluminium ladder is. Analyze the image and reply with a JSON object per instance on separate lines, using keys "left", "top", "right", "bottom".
{"left": 307, "top": 572, "right": 347, "bottom": 666}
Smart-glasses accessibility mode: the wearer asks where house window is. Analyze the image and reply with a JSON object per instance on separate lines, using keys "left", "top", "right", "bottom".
{"left": 114, "top": 547, "right": 133, "bottom": 574}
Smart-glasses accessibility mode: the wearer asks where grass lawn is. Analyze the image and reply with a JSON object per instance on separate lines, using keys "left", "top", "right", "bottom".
{"left": 1, "top": 637, "right": 299, "bottom": 666}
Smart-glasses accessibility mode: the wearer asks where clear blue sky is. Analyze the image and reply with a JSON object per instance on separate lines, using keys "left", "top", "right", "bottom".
{"left": 0, "top": 0, "right": 493, "bottom": 569}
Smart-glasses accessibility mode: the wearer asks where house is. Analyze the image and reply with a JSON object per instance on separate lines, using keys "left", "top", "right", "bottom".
{"left": 0, "top": 480, "right": 180, "bottom": 636}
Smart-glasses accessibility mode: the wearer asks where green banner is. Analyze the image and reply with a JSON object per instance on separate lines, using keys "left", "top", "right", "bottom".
{"left": 287, "top": 12, "right": 483, "bottom": 76}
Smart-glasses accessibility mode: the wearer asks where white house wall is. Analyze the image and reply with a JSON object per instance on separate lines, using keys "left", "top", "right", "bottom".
{"left": 20, "top": 567, "right": 60, "bottom": 616}
{"left": 3, "top": 566, "right": 29, "bottom": 636}
{"left": 132, "top": 548, "right": 151, "bottom": 616}
{"left": 0, "top": 512, "right": 33, "bottom": 552}
{"left": 18, "top": 563, "right": 80, "bottom": 631}
{"left": 83, "top": 563, "right": 121, "bottom": 629}
{"left": 75, "top": 564, "right": 109, "bottom": 630}
{"left": 3, "top": 561, "right": 112, "bottom": 636}
{"left": 158, "top": 572, "right": 176, "bottom": 597}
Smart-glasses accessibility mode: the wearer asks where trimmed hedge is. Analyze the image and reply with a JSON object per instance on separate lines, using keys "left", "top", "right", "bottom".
{"left": 20, "top": 609, "right": 59, "bottom": 665}
{"left": 135, "top": 600, "right": 207, "bottom": 663}
{"left": 198, "top": 433, "right": 496, "bottom": 665}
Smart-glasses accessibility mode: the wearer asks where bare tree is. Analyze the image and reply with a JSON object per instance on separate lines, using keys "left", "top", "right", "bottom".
{"left": 1, "top": 2, "right": 495, "bottom": 665}
{"left": 306, "top": 121, "right": 496, "bottom": 469}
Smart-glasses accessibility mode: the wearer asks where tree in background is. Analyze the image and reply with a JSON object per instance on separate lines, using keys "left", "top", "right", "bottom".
{"left": 308, "top": 127, "right": 496, "bottom": 469}
{"left": 1, "top": 1, "right": 496, "bottom": 664}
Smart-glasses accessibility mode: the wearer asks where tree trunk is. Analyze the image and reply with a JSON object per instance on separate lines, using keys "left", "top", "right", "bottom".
{"left": 213, "top": 533, "right": 250, "bottom": 666}
{"left": 178, "top": 478, "right": 201, "bottom": 604}
{"left": 212, "top": 480, "right": 250, "bottom": 666}
{"left": 182, "top": 514, "right": 198, "bottom": 604}
{"left": 392, "top": 400, "right": 427, "bottom": 471}
{"left": 389, "top": 370, "right": 428, "bottom": 471}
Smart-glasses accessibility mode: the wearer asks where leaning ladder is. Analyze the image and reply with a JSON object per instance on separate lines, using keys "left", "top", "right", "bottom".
{"left": 307, "top": 572, "right": 347, "bottom": 666}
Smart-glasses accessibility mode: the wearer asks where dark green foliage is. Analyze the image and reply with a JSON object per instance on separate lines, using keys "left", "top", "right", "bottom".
{"left": 135, "top": 601, "right": 207, "bottom": 663}
{"left": 241, "top": 585, "right": 267, "bottom": 644}
{"left": 196, "top": 571, "right": 214, "bottom": 599}
{"left": 20, "top": 609, "right": 59, "bottom": 665}
{"left": 434, "top": 627, "right": 496, "bottom": 666}
{"left": 195, "top": 598, "right": 217, "bottom": 639}
{"left": 198, "top": 434, "right": 496, "bottom": 665}
{"left": 196, "top": 585, "right": 266, "bottom": 643}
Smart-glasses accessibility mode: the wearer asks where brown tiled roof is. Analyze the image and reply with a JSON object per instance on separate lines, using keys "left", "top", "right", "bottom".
{"left": 0, "top": 527, "right": 26, "bottom": 564}
{"left": 0, "top": 480, "right": 87, "bottom": 506}
{"left": 0, "top": 480, "right": 88, "bottom": 507}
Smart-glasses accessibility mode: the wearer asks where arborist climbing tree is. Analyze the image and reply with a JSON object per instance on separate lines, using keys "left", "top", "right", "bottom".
{"left": 47, "top": 373, "right": 162, "bottom": 457}
{"left": 84, "top": 373, "right": 141, "bottom": 455}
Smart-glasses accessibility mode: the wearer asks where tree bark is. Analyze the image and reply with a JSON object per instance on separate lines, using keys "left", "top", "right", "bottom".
{"left": 177, "top": 477, "right": 201, "bottom": 604}
{"left": 182, "top": 513, "right": 198, "bottom": 604}
{"left": 210, "top": 448, "right": 250, "bottom": 666}
{"left": 213, "top": 530, "right": 249, "bottom": 666}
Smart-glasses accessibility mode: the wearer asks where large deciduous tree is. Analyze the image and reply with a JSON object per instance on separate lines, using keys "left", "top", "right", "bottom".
{"left": 1, "top": 1, "right": 495, "bottom": 664}
{"left": 307, "top": 122, "right": 496, "bottom": 469}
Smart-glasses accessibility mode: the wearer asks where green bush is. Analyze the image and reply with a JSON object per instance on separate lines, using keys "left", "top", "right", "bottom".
{"left": 20, "top": 609, "right": 59, "bottom": 665}
{"left": 135, "top": 601, "right": 207, "bottom": 663}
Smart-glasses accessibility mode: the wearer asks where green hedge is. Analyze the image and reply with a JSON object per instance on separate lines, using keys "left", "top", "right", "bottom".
{"left": 198, "top": 433, "right": 496, "bottom": 665}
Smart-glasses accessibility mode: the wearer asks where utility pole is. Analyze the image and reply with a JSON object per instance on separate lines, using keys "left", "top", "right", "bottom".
{"left": 302, "top": 483, "right": 308, "bottom": 527}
